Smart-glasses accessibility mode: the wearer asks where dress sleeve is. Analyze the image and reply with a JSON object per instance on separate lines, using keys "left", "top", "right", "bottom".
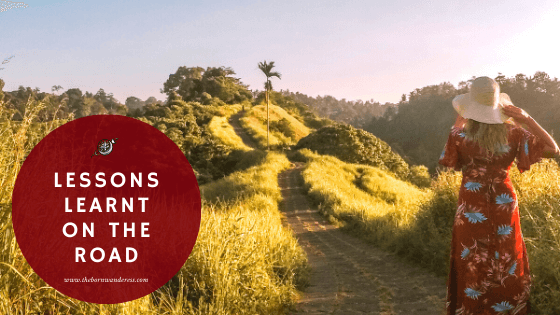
{"left": 515, "top": 127, "right": 547, "bottom": 173}
{"left": 439, "top": 128, "right": 462, "bottom": 171}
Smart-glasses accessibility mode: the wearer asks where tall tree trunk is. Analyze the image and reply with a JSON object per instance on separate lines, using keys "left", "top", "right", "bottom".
{"left": 266, "top": 87, "right": 269, "bottom": 151}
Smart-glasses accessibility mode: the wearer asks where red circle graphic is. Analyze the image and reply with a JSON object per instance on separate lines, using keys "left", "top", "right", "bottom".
{"left": 12, "top": 115, "right": 201, "bottom": 304}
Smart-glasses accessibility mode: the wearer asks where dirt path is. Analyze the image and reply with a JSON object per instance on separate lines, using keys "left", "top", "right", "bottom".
{"left": 279, "top": 163, "right": 448, "bottom": 315}
{"left": 226, "top": 112, "right": 448, "bottom": 314}
{"left": 229, "top": 110, "right": 259, "bottom": 149}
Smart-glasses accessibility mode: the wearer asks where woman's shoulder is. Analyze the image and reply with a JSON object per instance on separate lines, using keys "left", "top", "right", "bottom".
{"left": 504, "top": 122, "right": 527, "bottom": 138}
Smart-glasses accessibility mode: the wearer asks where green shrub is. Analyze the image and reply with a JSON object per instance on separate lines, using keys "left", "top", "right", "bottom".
{"left": 270, "top": 118, "right": 296, "bottom": 140}
{"left": 408, "top": 165, "right": 432, "bottom": 188}
{"left": 295, "top": 123, "right": 411, "bottom": 181}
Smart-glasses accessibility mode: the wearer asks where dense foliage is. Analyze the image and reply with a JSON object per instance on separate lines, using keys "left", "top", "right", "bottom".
{"left": 364, "top": 72, "right": 560, "bottom": 172}
{"left": 139, "top": 92, "right": 254, "bottom": 183}
{"left": 282, "top": 90, "right": 392, "bottom": 127}
{"left": 125, "top": 96, "right": 163, "bottom": 117}
{"left": 162, "top": 66, "right": 252, "bottom": 105}
{"left": 294, "top": 123, "right": 431, "bottom": 186}
{"left": 0, "top": 79, "right": 136, "bottom": 120}
{"left": 0, "top": 64, "right": 256, "bottom": 184}
{"left": 299, "top": 149, "right": 429, "bottom": 248}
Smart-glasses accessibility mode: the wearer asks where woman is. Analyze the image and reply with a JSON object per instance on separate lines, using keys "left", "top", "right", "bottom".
{"left": 439, "top": 76, "right": 559, "bottom": 315}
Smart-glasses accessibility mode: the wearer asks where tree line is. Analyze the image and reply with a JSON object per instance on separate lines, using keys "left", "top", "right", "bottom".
{"left": 363, "top": 71, "right": 560, "bottom": 173}
{"left": 0, "top": 81, "right": 140, "bottom": 120}
{"left": 0, "top": 66, "right": 253, "bottom": 120}
{"left": 282, "top": 90, "right": 394, "bottom": 127}
{"left": 0, "top": 65, "right": 256, "bottom": 183}
{"left": 4, "top": 67, "right": 557, "bottom": 176}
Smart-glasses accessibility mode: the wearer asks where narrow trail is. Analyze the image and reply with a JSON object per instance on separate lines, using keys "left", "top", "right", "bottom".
{"left": 226, "top": 110, "right": 448, "bottom": 314}
{"left": 229, "top": 110, "right": 259, "bottom": 149}
{"left": 279, "top": 163, "right": 448, "bottom": 315}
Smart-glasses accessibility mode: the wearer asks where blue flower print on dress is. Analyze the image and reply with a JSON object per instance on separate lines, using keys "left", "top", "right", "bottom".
{"left": 495, "top": 251, "right": 499, "bottom": 259}
{"left": 461, "top": 247, "right": 470, "bottom": 259}
{"left": 495, "top": 144, "right": 511, "bottom": 155}
{"left": 496, "top": 194, "right": 514, "bottom": 205}
{"left": 440, "top": 147, "right": 446, "bottom": 160}
{"left": 525, "top": 141, "right": 529, "bottom": 155}
{"left": 509, "top": 261, "right": 517, "bottom": 275}
{"left": 464, "top": 212, "right": 487, "bottom": 223}
{"left": 497, "top": 225, "right": 513, "bottom": 235}
{"left": 464, "top": 287, "right": 481, "bottom": 300}
{"left": 464, "top": 182, "right": 482, "bottom": 192}
{"left": 491, "top": 301, "right": 513, "bottom": 312}
{"left": 459, "top": 132, "right": 466, "bottom": 138}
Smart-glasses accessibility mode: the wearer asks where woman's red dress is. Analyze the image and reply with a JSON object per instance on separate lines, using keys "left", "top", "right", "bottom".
{"left": 439, "top": 123, "right": 546, "bottom": 315}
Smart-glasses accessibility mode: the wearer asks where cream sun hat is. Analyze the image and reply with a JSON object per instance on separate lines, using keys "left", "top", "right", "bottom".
{"left": 452, "top": 76, "right": 513, "bottom": 124}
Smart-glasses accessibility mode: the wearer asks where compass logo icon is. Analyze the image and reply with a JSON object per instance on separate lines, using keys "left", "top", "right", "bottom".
{"left": 91, "top": 138, "right": 118, "bottom": 157}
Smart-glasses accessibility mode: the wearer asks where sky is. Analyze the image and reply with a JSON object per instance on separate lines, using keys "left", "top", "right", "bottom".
{"left": 1, "top": 0, "right": 560, "bottom": 104}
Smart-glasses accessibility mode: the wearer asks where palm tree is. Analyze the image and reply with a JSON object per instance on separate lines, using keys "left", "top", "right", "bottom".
{"left": 52, "top": 85, "right": 63, "bottom": 95}
{"left": 258, "top": 60, "right": 281, "bottom": 151}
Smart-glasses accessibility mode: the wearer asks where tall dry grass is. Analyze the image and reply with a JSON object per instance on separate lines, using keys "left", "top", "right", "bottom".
{"left": 298, "top": 149, "right": 430, "bottom": 250}
{"left": 239, "top": 104, "right": 310, "bottom": 149}
{"left": 504, "top": 160, "right": 560, "bottom": 314}
{"left": 0, "top": 98, "right": 157, "bottom": 314}
{"left": 0, "top": 99, "right": 308, "bottom": 314}
{"left": 188, "top": 152, "right": 308, "bottom": 313}
{"left": 300, "top": 145, "right": 560, "bottom": 314}
{"left": 207, "top": 114, "right": 251, "bottom": 152}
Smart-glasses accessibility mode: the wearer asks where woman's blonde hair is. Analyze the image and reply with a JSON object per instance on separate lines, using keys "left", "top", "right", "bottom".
{"left": 464, "top": 119, "right": 509, "bottom": 155}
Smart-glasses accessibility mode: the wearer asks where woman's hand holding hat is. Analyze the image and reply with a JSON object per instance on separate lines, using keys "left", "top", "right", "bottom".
{"left": 501, "top": 104, "right": 531, "bottom": 125}
{"left": 502, "top": 104, "right": 559, "bottom": 156}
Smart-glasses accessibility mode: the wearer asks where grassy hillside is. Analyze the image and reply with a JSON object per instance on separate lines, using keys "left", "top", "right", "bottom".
{"left": 239, "top": 104, "right": 310, "bottom": 149}
{"left": 299, "top": 145, "right": 560, "bottom": 314}
{"left": 295, "top": 123, "right": 431, "bottom": 187}
{"left": 254, "top": 91, "right": 333, "bottom": 130}
{"left": 297, "top": 149, "right": 430, "bottom": 250}
{"left": 207, "top": 104, "right": 252, "bottom": 152}
{"left": 0, "top": 99, "right": 308, "bottom": 314}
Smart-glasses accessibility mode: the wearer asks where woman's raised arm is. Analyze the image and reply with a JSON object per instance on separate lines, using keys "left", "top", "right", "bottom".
{"left": 502, "top": 105, "right": 559, "bottom": 158}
